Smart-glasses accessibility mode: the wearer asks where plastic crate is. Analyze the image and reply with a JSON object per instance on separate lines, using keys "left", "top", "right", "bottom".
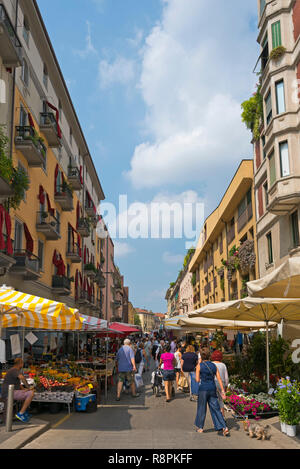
{"left": 75, "top": 394, "right": 97, "bottom": 412}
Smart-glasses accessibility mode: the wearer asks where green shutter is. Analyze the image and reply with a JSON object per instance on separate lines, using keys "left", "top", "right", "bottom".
{"left": 269, "top": 152, "right": 276, "bottom": 187}
{"left": 272, "top": 21, "right": 282, "bottom": 49}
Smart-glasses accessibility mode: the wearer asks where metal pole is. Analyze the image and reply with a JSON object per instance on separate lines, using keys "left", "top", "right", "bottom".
{"left": 105, "top": 333, "right": 108, "bottom": 402}
{"left": 21, "top": 326, "right": 25, "bottom": 361}
{"left": 6, "top": 384, "right": 14, "bottom": 432}
{"left": 266, "top": 320, "right": 270, "bottom": 389}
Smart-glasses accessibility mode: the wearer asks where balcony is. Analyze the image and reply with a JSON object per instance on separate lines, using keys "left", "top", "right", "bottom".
{"left": 91, "top": 298, "right": 102, "bottom": 312}
{"left": 0, "top": 235, "right": 16, "bottom": 270}
{"left": 36, "top": 211, "right": 61, "bottom": 240}
{"left": 267, "top": 176, "right": 300, "bottom": 216}
{"left": 10, "top": 250, "right": 40, "bottom": 280}
{"left": 0, "top": 4, "right": 22, "bottom": 67}
{"left": 83, "top": 264, "right": 97, "bottom": 280}
{"left": 66, "top": 243, "right": 81, "bottom": 263}
{"left": 54, "top": 184, "right": 73, "bottom": 212}
{"left": 95, "top": 272, "right": 106, "bottom": 288}
{"left": 237, "top": 203, "right": 253, "bottom": 233}
{"left": 0, "top": 174, "right": 13, "bottom": 201}
{"left": 77, "top": 290, "right": 89, "bottom": 305}
{"left": 77, "top": 218, "right": 90, "bottom": 238}
{"left": 39, "top": 112, "right": 61, "bottom": 147}
{"left": 52, "top": 275, "right": 71, "bottom": 296}
{"left": 85, "top": 201, "right": 95, "bottom": 217}
{"left": 14, "top": 126, "right": 47, "bottom": 167}
{"left": 67, "top": 166, "right": 83, "bottom": 191}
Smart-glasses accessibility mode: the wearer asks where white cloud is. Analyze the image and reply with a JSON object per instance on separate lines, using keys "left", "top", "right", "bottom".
{"left": 98, "top": 56, "right": 136, "bottom": 89}
{"left": 127, "top": 29, "right": 144, "bottom": 49}
{"left": 125, "top": 0, "right": 258, "bottom": 190}
{"left": 163, "top": 252, "right": 184, "bottom": 265}
{"left": 73, "top": 21, "right": 98, "bottom": 59}
{"left": 114, "top": 241, "right": 135, "bottom": 258}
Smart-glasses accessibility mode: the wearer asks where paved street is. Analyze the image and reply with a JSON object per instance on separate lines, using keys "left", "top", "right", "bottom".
{"left": 23, "top": 365, "right": 300, "bottom": 450}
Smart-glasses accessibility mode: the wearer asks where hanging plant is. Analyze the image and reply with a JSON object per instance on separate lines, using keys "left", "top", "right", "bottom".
{"left": 0, "top": 125, "right": 13, "bottom": 182}
{"left": 241, "top": 81, "right": 263, "bottom": 141}
{"left": 269, "top": 46, "right": 286, "bottom": 61}
{"left": 191, "top": 272, "right": 196, "bottom": 287}
{"left": 238, "top": 240, "right": 256, "bottom": 272}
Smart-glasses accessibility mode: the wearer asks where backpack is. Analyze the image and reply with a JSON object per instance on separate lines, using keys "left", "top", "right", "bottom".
{"left": 152, "top": 344, "right": 158, "bottom": 357}
{"left": 135, "top": 349, "right": 142, "bottom": 364}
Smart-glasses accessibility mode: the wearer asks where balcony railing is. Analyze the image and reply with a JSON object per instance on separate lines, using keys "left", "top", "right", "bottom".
{"left": 54, "top": 184, "right": 73, "bottom": 211}
{"left": 52, "top": 275, "right": 71, "bottom": 295}
{"left": 15, "top": 126, "right": 46, "bottom": 167}
{"left": 77, "top": 218, "right": 90, "bottom": 238}
{"left": 67, "top": 166, "right": 83, "bottom": 191}
{"left": 11, "top": 249, "right": 40, "bottom": 279}
{"left": 85, "top": 201, "right": 96, "bottom": 217}
{"left": 0, "top": 235, "right": 16, "bottom": 269}
{"left": 40, "top": 112, "right": 60, "bottom": 147}
{"left": 237, "top": 203, "right": 253, "bottom": 233}
{"left": 36, "top": 211, "right": 60, "bottom": 240}
{"left": 0, "top": 4, "right": 22, "bottom": 67}
{"left": 66, "top": 242, "right": 81, "bottom": 263}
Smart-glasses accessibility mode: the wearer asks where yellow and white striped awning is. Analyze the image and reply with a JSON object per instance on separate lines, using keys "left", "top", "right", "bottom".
{"left": 0, "top": 287, "right": 83, "bottom": 330}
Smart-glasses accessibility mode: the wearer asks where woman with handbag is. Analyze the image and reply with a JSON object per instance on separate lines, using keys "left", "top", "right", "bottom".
{"left": 194, "top": 348, "right": 229, "bottom": 437}
{"left": 181, "top": 345, "right": 199, "bottom": 401}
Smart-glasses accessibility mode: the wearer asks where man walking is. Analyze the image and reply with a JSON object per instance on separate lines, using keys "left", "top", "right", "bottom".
{"left": 115, "top": 339, "right": 140, "bottom": 401}
{"left": 1, "top": 358, "right": 35, "bottom": 423}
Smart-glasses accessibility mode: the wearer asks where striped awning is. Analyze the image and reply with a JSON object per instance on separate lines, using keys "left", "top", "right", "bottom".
{"left": 0, "top": 286, "right": 82, "bottom": 330}
{"left": 80, "top": 315, "right": 108, "bottom": 331}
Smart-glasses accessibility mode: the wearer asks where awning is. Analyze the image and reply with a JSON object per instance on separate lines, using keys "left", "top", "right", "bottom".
{"left": 80, "top": 315, "right": 108, "bottom": 331}
{"left": 0, "top": 285, "right": 82, "bottom": 330}
{"left": 109, "top": 322, "right": 141, "bottom": 334}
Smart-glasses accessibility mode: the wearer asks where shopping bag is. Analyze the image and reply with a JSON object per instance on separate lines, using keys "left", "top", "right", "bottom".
{"left": 178, "top": 374, "right": 188, "bottom": 390}
{"left": 135, "top": 373, "right": 144, "bottom": 389}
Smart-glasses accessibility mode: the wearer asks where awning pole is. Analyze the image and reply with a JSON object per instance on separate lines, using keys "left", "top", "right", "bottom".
{"left": 266, "top": 320, "right": 270, "bottom": 389}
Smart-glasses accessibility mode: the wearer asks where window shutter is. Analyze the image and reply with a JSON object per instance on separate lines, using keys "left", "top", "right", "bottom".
{"left": 258, "top": 185, "right": 264, "bottom": 218}
{"left": 272, "top": 21, "right": 282, "bottom": 48}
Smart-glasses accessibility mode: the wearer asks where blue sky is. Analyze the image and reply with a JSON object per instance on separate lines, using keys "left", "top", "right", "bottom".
{"left": 37, "top": 0, "right": 260, "bottom": 314}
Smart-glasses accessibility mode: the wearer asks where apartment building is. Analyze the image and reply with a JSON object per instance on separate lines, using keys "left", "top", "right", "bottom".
{"left": 135, "top": 308, "right": 156, "bottom": 333}
{"left": 189, "top": 160, "right": 259, "bottom": 309}
{"left": 0, "top": 0, "right": 107, "bottom": 318}
{"left": 253, "top": 0, "right": 300, "bottom": 277}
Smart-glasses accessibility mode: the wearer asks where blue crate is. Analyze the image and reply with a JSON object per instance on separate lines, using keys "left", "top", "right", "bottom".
{"left": 75, "top": 394, "right": 96, "bottom": 412}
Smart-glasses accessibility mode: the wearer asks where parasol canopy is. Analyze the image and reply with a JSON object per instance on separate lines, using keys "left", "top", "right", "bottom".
{"left": 177, "top": 316, "right": 277, "bottom": 331}
{"left": 247, "top": 257, "right": 300, "bottom": 298}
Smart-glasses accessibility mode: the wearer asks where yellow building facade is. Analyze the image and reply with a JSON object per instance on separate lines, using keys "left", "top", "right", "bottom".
{"left": 189, "top": 160, "right": 259, "bottom": 309}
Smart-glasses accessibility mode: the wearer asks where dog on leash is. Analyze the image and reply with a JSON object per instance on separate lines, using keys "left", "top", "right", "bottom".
{"left": 243, "top": 419, "right": 271, "bottom": 440}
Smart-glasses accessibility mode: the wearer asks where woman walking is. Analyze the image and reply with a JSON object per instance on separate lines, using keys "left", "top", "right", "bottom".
{"left": 181, "top": 345, "right": 199, "bottom": 401}
{"left": 211, "top": 350, "right": 229, "bottom": 418}
{"left": 194, "top": 348, "right": 229, "bottom": 436}
{"left": 160, "top": 345, "right": 176, "bottom": 402}
{"left": 174, "top": 344, "right": 182, "bottom": 390}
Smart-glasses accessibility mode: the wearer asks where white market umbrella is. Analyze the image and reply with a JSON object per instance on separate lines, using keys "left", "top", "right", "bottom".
{"left": 247, "top": 257, "right": 300, "bottom": 298}
{"left": 188, "top": 296, "right": 300, "bottom": 387}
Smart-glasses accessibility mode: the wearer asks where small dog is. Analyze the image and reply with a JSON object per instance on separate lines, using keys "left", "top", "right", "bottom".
{"left": 243, "top": 419, "right": 271, "bottom": 440}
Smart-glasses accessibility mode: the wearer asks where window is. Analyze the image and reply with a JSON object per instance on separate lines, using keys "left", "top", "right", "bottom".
{"left": 56, "top": 210, "right": 61, "bottom": 235}
{"left": 266, "top": 232, "right": 273, "bottom": 264}
{"left": 23, "top": 16, "right": 30, "bottom": 45}
{"left": 262, "top": 135, "right": 266, "bottom": 159}
{"left": 261, "top": 34, "right": 269, "bottom": 71}
{"left": 272, "top": 21, "right": 282, "bottom": 49}
{"left": 14, "top": 220, "right": 23, "bottom": 252}
{"left": 291, "top": 211, "right": 300, "bottom": 248}
{"left": 58, "top": 99, "right": 62, "bottom": 121}
{"left": 43, "top": 64, "right": 48, "bottom": 89}
{"left": 67, "top": 264, "right": 70, "bottom": 279}
{"left": 269, "top": 151, "right": 276, "bottom": 187}
{"left": 70, "top": 127, "right": 73, "bottom": 145}
{"left": 19, "top": 104, "right": 27, "bottom": 126}
{"left": 21, "top": 59, "right": 29, "bottom": 87}
{"left": 38, "top": 240, "right": 44, "bottom": 271}
{"left": 265, "top": 90, "right": 272, "bottom": 125}
{"left": 279, "top": 141, "right": 290, "bottom": 177}
{"left": 263, "top": 181, "right": 269, "bottom": 209}
{"left": 260, "top": 0, "right": 266, "bottom": 18}
{"left": 275, "top": 80, "right": 285, "bottom": 114}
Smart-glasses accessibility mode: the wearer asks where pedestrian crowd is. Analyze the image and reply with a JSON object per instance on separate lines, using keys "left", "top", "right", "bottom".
{"left": 114, "top": 334, "right": 230, "bottom": 436}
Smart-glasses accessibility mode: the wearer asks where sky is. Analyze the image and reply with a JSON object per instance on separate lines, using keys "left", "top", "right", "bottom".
{"left": 37, "top": 0, "right": 260, "bottom": 314}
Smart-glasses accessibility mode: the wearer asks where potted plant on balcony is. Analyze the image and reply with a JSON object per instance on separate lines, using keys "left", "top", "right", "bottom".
{"left": 269, "top": 46, "right": 286, "bottom": 62}
{"left": 241, "top": 81, "right": 263, "bottom": 142}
